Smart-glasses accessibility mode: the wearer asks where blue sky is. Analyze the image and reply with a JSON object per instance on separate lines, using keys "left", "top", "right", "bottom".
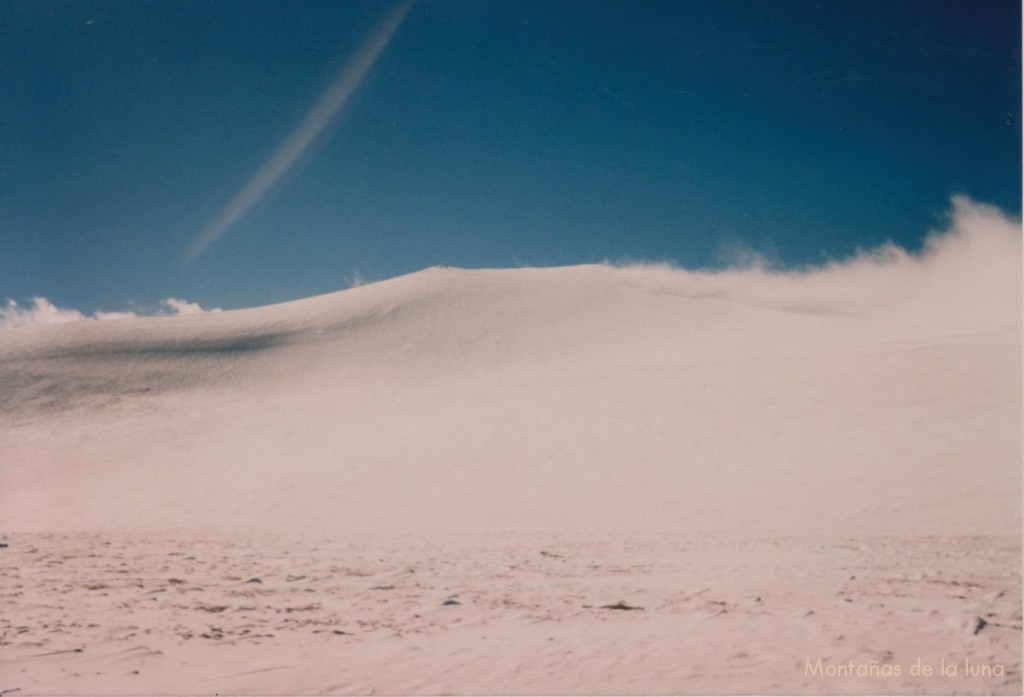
{"left": 2, "top": 0, "right": 1020, "bottom": 313}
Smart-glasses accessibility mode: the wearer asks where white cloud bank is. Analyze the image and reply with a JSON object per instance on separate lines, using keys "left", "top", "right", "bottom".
{"left": 0, "top": 297, "right": 220, "bottom": 330}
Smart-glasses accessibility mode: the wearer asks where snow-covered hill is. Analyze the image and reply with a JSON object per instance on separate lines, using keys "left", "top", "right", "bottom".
{"left": 1, "top": 199, "right": 1020, "bottom": 536}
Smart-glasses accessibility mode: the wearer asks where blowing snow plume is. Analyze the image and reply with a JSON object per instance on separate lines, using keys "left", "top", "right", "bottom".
{"left": 615, "top": 195, "right": 1021, "bottom": 338}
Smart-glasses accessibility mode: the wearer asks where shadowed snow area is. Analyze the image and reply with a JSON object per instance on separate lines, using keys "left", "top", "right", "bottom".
{"left": 1, "top": 198, "right": 1020, "bottom": 536}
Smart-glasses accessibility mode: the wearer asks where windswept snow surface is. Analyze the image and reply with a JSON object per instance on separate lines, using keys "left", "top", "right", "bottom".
{"left": 2, "top": 200, "right": 1019, "bottom": 536}
{"left": 0, "top": 199, "right": 1020, "bottom": 694}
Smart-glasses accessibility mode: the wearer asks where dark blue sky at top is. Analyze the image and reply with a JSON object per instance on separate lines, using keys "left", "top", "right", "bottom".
{"left": 1, "top": 0, "right": 1020, "bottom": 312}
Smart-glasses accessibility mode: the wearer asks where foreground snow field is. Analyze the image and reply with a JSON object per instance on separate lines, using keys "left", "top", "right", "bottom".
{"left": 1, "top": 531, "right": 1019, "bottom": 694}
{"left": 1, "top": 202, "right": 1020, "bottom": 693}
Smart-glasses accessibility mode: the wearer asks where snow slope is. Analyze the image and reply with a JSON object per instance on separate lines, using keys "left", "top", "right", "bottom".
{"left": 2, "top": 199, "right": 1019, "bottom": 537}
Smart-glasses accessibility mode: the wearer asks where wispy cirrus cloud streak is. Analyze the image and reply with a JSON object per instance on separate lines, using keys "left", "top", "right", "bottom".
{"left": 186, "top": 1, "right": 414, "bottom": 261}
